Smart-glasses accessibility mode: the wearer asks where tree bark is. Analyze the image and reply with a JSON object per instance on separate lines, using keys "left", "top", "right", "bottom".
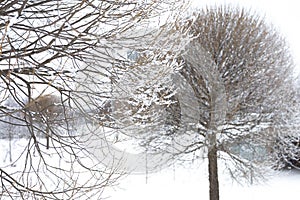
{"left": 46, "top": 126, "right": 50, "bottom": 149}
{"left": 208, "top": 144, "right": 219, "bottom": 200}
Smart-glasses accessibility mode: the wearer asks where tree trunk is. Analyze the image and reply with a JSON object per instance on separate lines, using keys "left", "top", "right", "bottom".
{"left": 208, "top": 144, "right": 219, "bottom": 200}
{"left": 46, "top": 126, "right": 50, "bottom": 149}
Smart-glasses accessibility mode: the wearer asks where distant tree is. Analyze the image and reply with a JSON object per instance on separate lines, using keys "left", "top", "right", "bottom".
{"left": 24, "top": 94, "right": 64, "bottom": 149}
{"left": 0, "top": 0, "right": 189, "bottom": 199}
{"left": 134, "top": 6, "right": 296, "bottom": 200}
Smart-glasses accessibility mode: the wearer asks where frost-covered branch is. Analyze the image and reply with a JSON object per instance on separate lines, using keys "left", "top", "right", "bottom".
{"left": 0, "top": 0, "right": 191, "bottom": 199}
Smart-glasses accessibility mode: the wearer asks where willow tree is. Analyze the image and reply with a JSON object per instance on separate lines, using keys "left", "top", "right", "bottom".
{"left": 0, "top": 0, "right": 189, "bottom": 199}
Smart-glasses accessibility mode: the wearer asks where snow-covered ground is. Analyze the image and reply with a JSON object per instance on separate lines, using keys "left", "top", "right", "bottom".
{"left": 2, "top": 138, "right": 300, "bottom": 200}
{"left": 0, "top": 139, "right": 300, "bottom": 200}
{"left": 106, "top": 163, "right": 300, "bottom": 200}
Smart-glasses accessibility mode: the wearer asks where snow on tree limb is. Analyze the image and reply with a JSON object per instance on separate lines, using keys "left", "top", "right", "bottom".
{"left": 0, "top": 0, "right": 191, "bottom": 199}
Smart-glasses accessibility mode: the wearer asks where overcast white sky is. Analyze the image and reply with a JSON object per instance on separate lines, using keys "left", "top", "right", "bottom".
{"left": 190, "top": 0, "right": 300, "bottom": 71}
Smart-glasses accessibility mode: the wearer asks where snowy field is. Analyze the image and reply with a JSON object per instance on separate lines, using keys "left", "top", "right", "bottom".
{"left": 105, "top": 163, "right": 300, "bottom": 200}
{"left": 1, "top": 138, "right": 300, "bottom": 200}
